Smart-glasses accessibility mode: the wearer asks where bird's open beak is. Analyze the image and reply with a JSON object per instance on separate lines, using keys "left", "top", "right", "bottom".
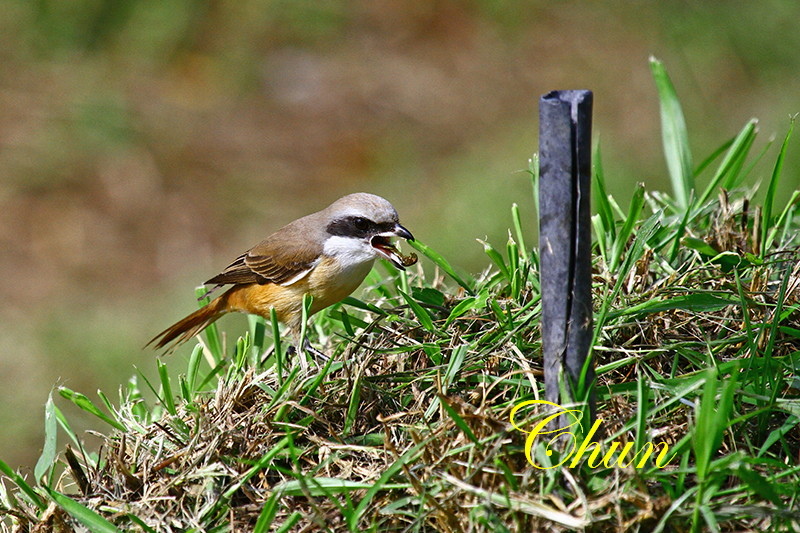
{"left": 371, "top": 224, "right": 417, "bottom": 270}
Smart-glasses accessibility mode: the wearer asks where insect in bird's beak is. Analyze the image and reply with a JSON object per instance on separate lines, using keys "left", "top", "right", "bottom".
{"left": 370, "top": 224, "right": 417, "bottom": 270}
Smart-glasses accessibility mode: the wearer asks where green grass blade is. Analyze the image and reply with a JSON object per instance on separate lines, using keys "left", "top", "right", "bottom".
{"left": 273, "top": 477, "right": 374, "bottom": 497}
{"left": 650, "top": 56, "right": 693, "bottom": 210}
{"left": 341, "top": 296, "right": 385, "bottom": 316}
{"left": 270, "top": 307, "right": 283, "bottom": 386}
{"left": 667, "top": 189, "right": 695, "bottom": 262}
{"left": 365, "top": 267, "right": 395, "bottom": 299}
{"left": 736, "top": 465, "right": 783, "bottom": 507}
{"left": 693, "top": 369, "right": 717, "bottom": 480}
{"left": 125, "top": 515, "right": 158, "bottom": 533}
{"left": 698, "top": 504, "right": 720, "bottom": 533}
{"left": 507, "top": 235, "right": 522, "bottom": 299}
{"left": 634, "top": 372, "right": 649, "bottom": 460}
{"left": 607, "top": 293, "right": 737, "bottom": 319}
{"left": 398, "top": 264, "right": 410, "bottom": 295}
{"left": 53, "top": 404, "right": 81, "bottom": 450}
{"left": 343, "top": 373, "right": 361, "bottom": 437}
{"left": 0, "top": 458, "right": 46, "bottom": 510}
{"left": 97, "top": 390, "right": 117, "bottom": 421}
{"left": 762, "top": 265, "right": 793, "bottom": 362}
{"left": 124, "top": 375, "right": 149, "bottom": 422}
{"left": 593, "top": 141, "right": 615, "bottom": 241}
{"left": 178, "top": 376, "right": 190, "bottom": 404}
{"left": 719, "top": 126, "right": 757, "bottom": 190}
{"left": 253, "top": 491, "right": 281, "bottom": 533}
{"left": 407, "top": 239, "right": 475, "bottom": 294}
{"left": 439, "top": 395, "right": 480, "bottom": 445}
{"left": 478, "top": 238, "right": 510, "bottom": 281}
{"left": 194, "top": 359, "right": 226, "bottom": 392}
{"left": 298, "top": 357, "right": 336, "bottom": 408}
{"left": 769, "top": 190, "right": 800, "bottom": 247}
{"left": 412, "top": 287, "right": 446, "bottom": 308}
{"left": 761, "top": 119, "right": 795, "bottom": 255}
{"left": 443, "top": 344, "right": 467, "bottom": 389}
{"left": 682, "top": 236, "right": 719, "bottom": 257}
{"left": 693, "top": 136, "right": 733, "bottom": 179}
{"left": 266, "top": 367, "right": 301, "bottom": 414}
{"left": 609, "top": 182, "right": 645, "bottom": 271}
{"left": 528, "top": 153, "right": 540, "bottom": 217}
{"left": 693, "top": 366, "right": 739, "bottom": 481}
{"left": 593, "top": 212, "right": 661, "bottom": 347}
{"left": 299, "top": 293, "right": 313, "bottom": 360}
{"left": 58, "top": 387, "right": 126, "bottom": 431}
{"left": 157, "top": 359, "right": 177, "bottom": 416}
{"left": 399, "top": 290, "right": 435, "bottom": 332}
{"left": 45, "top": 487, "right": 121, "bottom": 533}
{"left": 331, "top": 308, "right": 358, "bottom": 336}
{"left": 248, "top": 314, "right": 267, "bottom": 366}
{"left": 233, "top": 334, "right": 249, "bottom": 374}
{"left": 511, "top": 203, "right": 527, "bottom": 255}
{"left": 275, "top": 512, "right": 303, "bottom": 533}
{"left": 195, "top": 286, "right": 224, "bottom": 363}
{"left": 444, "top": 289, "right": 489, "bottom": 328}
{"left": 592, "top": 214, "right": 608, "bottom": 264}
{"left": 34, "top": 392, "right": 58, "bottom": 484}
{"left": 736, "top": 134, "right": 774, "bottom": 190}
{"left": 697, "top": 118, "right": 758, "bottom": 205}
{"left": 186, "top": 343, "right": 204, "bottom": 397}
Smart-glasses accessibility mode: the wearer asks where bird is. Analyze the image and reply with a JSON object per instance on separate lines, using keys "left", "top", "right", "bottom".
{"left": 148, "top": 193, "right": 416, "bottom": 353}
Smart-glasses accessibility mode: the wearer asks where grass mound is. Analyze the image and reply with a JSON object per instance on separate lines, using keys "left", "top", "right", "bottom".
{"left": 2, "top": 59, "right": 800, "bottom": 532}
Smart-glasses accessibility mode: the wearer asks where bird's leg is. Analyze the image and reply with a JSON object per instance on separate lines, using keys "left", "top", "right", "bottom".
{"left": 286, "top": 340, "right": 329, "bottom": 369}
{"left": 302, "top": 338, "right": 330, "bottom": 362}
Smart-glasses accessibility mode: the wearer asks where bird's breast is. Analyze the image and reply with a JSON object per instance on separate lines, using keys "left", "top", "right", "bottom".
{"left": 306, "top": 255, "right": 374, "bottom": 312}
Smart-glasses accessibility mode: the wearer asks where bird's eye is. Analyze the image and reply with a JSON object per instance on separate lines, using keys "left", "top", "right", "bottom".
{"left": 352, "top": 217, "right": 371, "bottom": 231}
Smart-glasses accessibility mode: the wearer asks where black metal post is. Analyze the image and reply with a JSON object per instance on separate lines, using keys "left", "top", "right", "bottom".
{"left": 538, "top": 90, "right": 594, "bottom": 419}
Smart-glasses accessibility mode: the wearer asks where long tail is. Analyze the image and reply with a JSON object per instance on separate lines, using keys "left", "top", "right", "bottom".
{"left": 148, "top": 296, "right": 227, "bottom": 350}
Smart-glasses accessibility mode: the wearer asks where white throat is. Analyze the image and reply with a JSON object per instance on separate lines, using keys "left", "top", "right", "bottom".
{"left": 322, "top": 235, "right": 377, "bottom": 268}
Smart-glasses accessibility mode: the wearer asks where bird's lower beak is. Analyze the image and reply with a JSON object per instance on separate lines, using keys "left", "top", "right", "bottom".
{"left": 371, "top": 224, "right": 417, "bottom": 270}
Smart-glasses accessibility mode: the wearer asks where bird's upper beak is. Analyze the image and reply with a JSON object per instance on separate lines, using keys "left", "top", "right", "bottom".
{"left": 371, "top": 223, "right": 417, "bottom": 270}
{"left": 393, "top": 224, "right": 414, "bottom": 242}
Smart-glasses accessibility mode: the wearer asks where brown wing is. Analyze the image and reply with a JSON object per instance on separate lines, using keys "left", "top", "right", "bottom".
{"left": 243, "top": 254, "right": 316, "bottom": 285}
{"left": 204, "top": 253, "right": 269, "bottom": 286}
{"left": 203, "top": 224, "right": 322, "bottom": 288}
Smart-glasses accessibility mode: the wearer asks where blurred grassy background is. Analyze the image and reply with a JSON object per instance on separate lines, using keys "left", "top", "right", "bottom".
{"left": 1, "top": 0, "right": 798, "bottom": 470}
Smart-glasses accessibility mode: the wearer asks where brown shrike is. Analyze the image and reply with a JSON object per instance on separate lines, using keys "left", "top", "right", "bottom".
{"left": 149, "top": 193, "right": 416, "bottom": 351}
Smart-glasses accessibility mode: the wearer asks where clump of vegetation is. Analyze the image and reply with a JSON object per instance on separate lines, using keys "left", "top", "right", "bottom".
{"left": 2, "top": 59, "right": 800, "bottom": 532}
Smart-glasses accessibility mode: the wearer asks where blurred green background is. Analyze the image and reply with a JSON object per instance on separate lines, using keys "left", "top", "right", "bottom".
{"left": 1, "top": 0, "right": 798, "bottom": 470}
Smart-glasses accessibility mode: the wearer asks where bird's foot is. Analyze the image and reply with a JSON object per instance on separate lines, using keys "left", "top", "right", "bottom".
{"left": 287, "top": 340, "right": 330, "bottom": 363}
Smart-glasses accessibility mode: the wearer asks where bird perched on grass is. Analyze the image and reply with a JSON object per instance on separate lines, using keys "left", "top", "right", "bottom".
{"left": 149, "top": 193, "right": 416, "bottom": 355}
